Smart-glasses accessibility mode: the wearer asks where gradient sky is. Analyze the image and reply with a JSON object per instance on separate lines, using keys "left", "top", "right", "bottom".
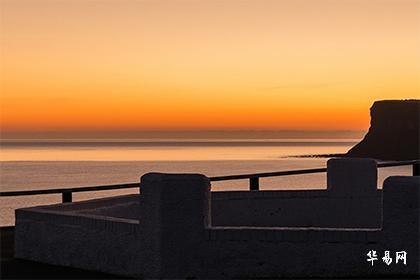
{"left": 1, "top": 0, "right": 419, "bottom": 137}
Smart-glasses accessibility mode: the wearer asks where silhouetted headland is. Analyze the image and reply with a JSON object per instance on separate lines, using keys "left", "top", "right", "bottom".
{"left": 347, "top": 100, "right": 420, "bottom": 160}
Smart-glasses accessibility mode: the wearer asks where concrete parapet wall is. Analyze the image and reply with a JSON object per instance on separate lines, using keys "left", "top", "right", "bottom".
{"left": 213, "top": 158, "right": 381, "bottom": 228}
{"left": 201, "top": 236, "right": 377, "bottom": 278}
{"left": 212, "top": 190, "right": 382, "bottom": 228}
{"left": 45, "top": 194, "right": 139, "bottom": 212}
{"left": 14, "top": 205, "right": 142, "bottom": 276}
{"left": 200, "top": 175, "right": 419, "bottom": 278}
{"left": 206, "top": 227, "right": 380, "bottom": 243}
{"left": 14, "top": 159, "right": 419, "bottom": 278}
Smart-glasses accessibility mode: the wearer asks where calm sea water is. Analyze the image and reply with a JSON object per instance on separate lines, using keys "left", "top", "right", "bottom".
{"left": 0, "top": 139, "right": 411, "bottom": 225}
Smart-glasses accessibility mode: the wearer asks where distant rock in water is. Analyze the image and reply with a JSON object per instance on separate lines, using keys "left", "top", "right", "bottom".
{"left": 346, "top": 100, "right": 420, "bottom": 160}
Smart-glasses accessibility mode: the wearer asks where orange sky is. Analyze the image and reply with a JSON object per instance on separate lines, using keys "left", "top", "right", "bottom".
{"left": 1, "top": 0, "right": 419, "bottom": 137}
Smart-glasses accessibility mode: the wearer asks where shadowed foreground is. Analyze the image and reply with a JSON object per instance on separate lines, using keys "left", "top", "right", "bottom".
{"left": 1, "top": 225, "right": 417, "bottom": 279}
{"left": 0, "top": 227, "right": 125, "bottom": 279}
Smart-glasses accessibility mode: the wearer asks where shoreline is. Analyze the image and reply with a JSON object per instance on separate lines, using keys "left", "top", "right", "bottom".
{"left": 284, "top": 153, "right": 346, "bottom": 158}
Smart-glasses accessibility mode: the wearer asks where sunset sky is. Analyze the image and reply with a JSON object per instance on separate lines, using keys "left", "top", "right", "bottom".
{"left": 1, "top": 0, "right": 419, "bottom": 138}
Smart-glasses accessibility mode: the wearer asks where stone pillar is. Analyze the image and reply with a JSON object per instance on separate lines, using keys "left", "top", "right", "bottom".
{"left": 382, "top": 176, "right": 419, "bottom": 274}
{"left": 140, "top": 173, "right": 211, "bottom": 278}
{"left": 327, "top": 158, "right": 377, "bottom": 196}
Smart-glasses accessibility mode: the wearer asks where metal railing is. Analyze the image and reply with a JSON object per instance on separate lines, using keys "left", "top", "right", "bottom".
{"left": 1, "top": 160, "right": 419, "bottom": 203}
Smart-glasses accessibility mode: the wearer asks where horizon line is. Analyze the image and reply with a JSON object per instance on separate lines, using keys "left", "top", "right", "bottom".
{"left": 0, "top": 129, "right": 366, "bottom": 140}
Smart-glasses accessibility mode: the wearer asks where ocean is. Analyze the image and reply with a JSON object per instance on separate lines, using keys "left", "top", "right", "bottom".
{"left": 0, "top": 139, "right": 412, "bottom": 225}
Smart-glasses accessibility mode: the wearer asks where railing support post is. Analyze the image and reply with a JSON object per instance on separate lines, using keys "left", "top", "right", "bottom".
{"left": 62, "top": 191, "right": 72, "bottom": 203}
{"left": 249, "top": 177, "right": 259, "bottom": 191}
{"left": 413, "top": 163, "right": 420, "bottom": 176}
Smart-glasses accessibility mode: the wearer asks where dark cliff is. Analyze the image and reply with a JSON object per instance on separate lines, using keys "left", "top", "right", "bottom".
{"left": 346, "top": 100, "right": 420, "bottom": 160}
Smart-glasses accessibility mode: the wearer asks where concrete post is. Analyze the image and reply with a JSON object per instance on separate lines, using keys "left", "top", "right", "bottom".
{"left": 62, "top": 191, "right": 72, "bottom": 203}
{"left": 140, "top": 173, "right": 211, "bottom": 278}
{"left": 413, "top": 163, "right": 420, "bottom": 176}
{"left": 327, "top": 158, "right": 377, "bottom": 196}
{"left": 382, "top": 176, "right": 419, "bottom": 274}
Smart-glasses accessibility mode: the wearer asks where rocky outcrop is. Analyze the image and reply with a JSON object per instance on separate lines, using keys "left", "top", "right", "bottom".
{"left": 346, "top": 100, "right": 420, "bottom": 160}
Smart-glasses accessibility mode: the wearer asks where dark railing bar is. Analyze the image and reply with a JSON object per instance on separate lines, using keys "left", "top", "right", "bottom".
{"left": 0, "top": 183, "right": 139, "bottom": 197}
{"left": 210, "top": 160, "right": 420, "bottom": 181}
{"left": 0, "top": 160, "right": 418, "bottom": 198}
{"left": 377, "top": 160, "right": 420, "bottom": 168}
{"left": 210, "top": 167, "right": 327, "bottom": 181}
